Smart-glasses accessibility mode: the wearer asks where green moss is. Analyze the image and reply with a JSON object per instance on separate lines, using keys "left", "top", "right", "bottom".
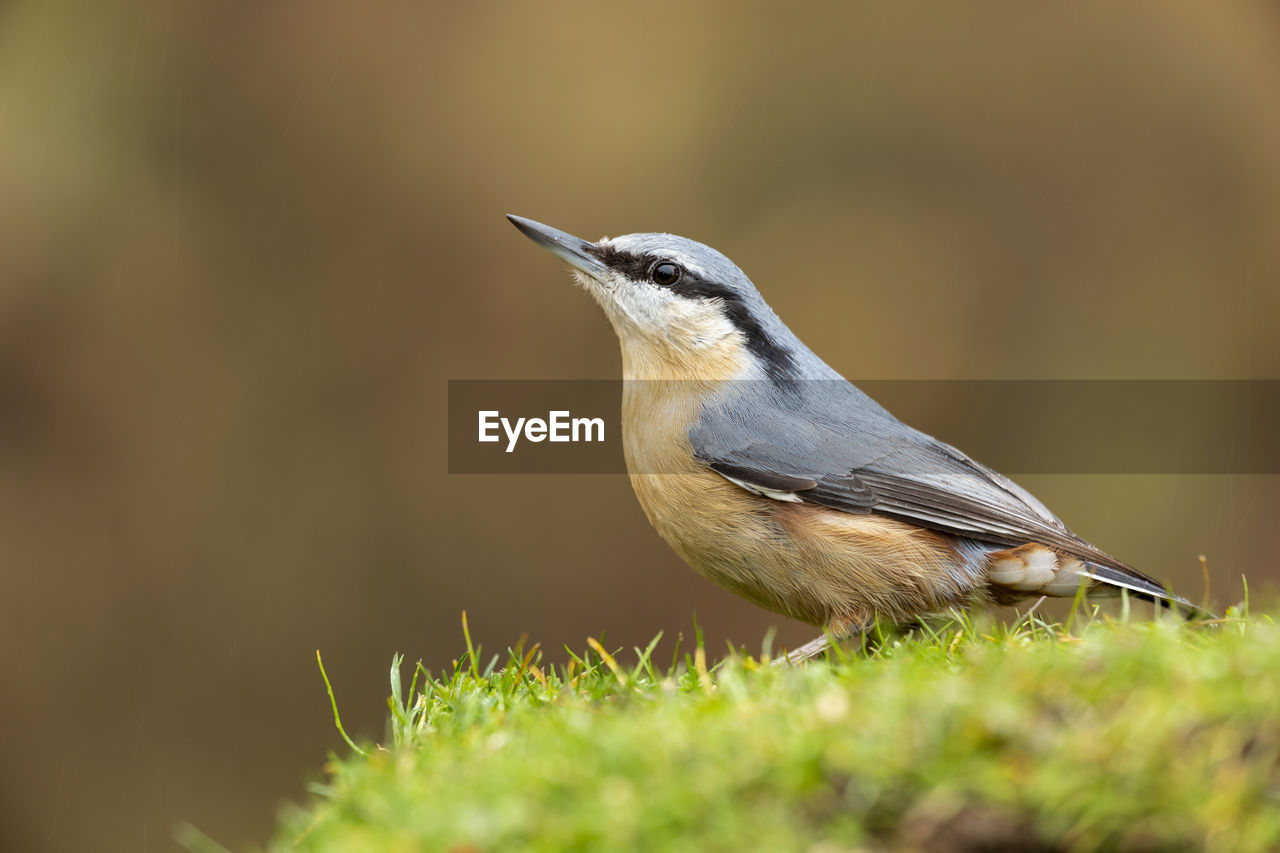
{"left": 272, "top": 606, "right": 1279, "bottom": 852}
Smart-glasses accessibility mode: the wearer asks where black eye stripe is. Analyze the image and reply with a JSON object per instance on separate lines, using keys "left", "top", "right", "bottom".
{"left": 587, "top": 245, "right": 739, "bottom": 302}
{"left": 584, "top": 245, "right": 650, "bottom": 280}
{"left": 584, "top": 245, "right": 688, "bottom": 289}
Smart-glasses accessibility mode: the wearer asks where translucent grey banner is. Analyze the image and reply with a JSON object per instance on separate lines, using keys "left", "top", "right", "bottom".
{"left": 448, "top": 380, "right": 1280, "bottom": 475}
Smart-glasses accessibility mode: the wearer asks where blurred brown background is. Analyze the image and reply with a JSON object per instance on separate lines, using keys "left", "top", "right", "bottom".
{"left": 3, "top": 2, "right": 1279, "bottom": 851}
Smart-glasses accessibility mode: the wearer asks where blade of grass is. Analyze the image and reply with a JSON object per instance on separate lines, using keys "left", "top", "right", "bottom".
{"left": 461, "top": 611, "right": 479, "bottom": 679}
{"left": 587, "top": 637, "right": 626, "bottom": 686}
{"left": 316, "top": 650, "right": 367, "bottom": 757}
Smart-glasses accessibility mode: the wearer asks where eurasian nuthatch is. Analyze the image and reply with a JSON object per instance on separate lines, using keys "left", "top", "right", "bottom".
{"left": 508, "top": 215, "right": 1207, "bottom": 660}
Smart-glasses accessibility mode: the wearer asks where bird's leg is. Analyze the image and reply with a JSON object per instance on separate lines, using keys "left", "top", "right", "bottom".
{"left": 775, "top": 633, "right": 834, "bottom": 666}
{"left": 775, "top": 612, "right": 869, "bottom": 666}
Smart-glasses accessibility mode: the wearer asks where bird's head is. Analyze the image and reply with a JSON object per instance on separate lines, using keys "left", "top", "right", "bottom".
{"left": 508, "top": 215, "right": 804, "bottom": 383}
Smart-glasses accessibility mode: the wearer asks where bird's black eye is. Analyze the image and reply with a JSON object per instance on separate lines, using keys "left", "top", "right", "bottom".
{"left": 650, "top": 261, "right": 683, "bottom": 287}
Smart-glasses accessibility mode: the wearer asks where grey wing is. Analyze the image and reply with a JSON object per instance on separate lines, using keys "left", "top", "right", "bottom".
{"left": 691, "top": 381, "right": 1120, "bottom": 566}
{"left": 690, "top": 380, "right": 1206, "bottom": 614}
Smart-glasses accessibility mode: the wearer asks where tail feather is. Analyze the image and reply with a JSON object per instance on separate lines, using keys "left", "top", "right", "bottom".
{"left": 1081, "top": 561, "right": 1215, "bottom": 620}
{"left": 972, "top": 539, "right": 1216, "bottom": 620}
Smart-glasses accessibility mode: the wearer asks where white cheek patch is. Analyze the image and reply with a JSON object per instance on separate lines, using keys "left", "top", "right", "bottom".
{"left": 666, "top": 299, "right": 738, "bottom": 349}
{"left": 597, "top": 272, "right": 671, "bottom": 329}
{"left": 600, "top": 273, "right": 737, "bottom": 351}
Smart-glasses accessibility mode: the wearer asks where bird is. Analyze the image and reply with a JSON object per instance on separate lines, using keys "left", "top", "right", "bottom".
{"left": 507, "top": 214, "right": 1209, "bottom": 661}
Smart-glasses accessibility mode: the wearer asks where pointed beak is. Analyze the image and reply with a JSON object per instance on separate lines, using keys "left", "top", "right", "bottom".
{"left": 507, "top": 215, "right": 609, "bottom": 279}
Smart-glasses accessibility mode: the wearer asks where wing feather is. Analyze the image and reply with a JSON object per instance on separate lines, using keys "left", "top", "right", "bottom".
{"left": 690, "top": 380, "right": 1199, "bottom": 611}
